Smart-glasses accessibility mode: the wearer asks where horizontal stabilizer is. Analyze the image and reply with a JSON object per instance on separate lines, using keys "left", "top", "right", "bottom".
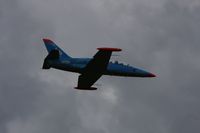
{"left": 42, "top": 49, "right": 59, "bottom": 69}
{"left": 46, "top": 49, "right": 59, "bottom": 60}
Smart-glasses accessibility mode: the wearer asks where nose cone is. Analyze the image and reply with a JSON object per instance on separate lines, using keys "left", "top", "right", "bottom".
{"left": 147, "top": 73, "right": 156, "bottom": 77}
{"left": 133, "top": 68, "right": 156, "bottom": 78}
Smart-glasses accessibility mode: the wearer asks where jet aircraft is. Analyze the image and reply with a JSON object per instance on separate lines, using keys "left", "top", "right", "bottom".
{"left": 42, "top": 38, "right": 156, "bottom": 90}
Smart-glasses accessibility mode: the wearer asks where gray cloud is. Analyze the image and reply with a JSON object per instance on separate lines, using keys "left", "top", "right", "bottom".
{"left": 0, "top": 0, "right": 200, "bottom": 133}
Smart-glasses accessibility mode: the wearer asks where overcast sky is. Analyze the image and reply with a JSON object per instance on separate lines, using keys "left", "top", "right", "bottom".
{"left": 0, "top": 0, "right": 200, "bottom": 133}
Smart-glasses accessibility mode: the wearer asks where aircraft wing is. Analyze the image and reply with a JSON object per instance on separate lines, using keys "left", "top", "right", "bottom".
{"left": 75, "top": 47, "right": 121, "bottom": 90}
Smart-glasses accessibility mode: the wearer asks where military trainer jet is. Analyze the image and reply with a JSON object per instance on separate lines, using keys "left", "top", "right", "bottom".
{"left": 42, "top": 38, "right": 156, "bottom": 90}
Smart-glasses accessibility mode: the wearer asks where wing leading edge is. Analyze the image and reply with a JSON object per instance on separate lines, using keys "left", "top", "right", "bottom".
{"left": 75, "top": 47, "right": 122, "bottom": 90}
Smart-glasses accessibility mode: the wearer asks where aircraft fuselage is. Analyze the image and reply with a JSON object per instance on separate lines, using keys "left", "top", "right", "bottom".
{"left": 49, "top": 58, "right": 155, "bottom": 77}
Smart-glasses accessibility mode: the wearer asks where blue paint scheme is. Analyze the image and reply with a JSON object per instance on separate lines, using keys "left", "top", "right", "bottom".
{"left": 42, "top": 39, "right": 155, "bottom": 78}
{"left": 43, "top": 38, "right": 71, "bottom": 60}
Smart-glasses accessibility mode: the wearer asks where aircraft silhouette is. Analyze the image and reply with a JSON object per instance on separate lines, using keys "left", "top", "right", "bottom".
{"left": 42, "top": 38, "right": 156, "bottom": 90}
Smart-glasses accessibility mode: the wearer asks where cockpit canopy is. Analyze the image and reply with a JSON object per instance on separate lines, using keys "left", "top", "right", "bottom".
{"left": 111, "top": 60, "right": 130, "bottom": 67}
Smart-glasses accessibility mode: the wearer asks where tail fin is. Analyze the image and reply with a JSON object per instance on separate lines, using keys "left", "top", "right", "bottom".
{"left": 42, "top": 38, "right": 71, "bottom": 60}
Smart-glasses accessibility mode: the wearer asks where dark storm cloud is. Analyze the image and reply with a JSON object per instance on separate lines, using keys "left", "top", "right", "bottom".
{"left": 0, "top": 0, "right": 200, "bottom": 133}
{"left": 0, "top": 0, "right": 80, "bottom": 133}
